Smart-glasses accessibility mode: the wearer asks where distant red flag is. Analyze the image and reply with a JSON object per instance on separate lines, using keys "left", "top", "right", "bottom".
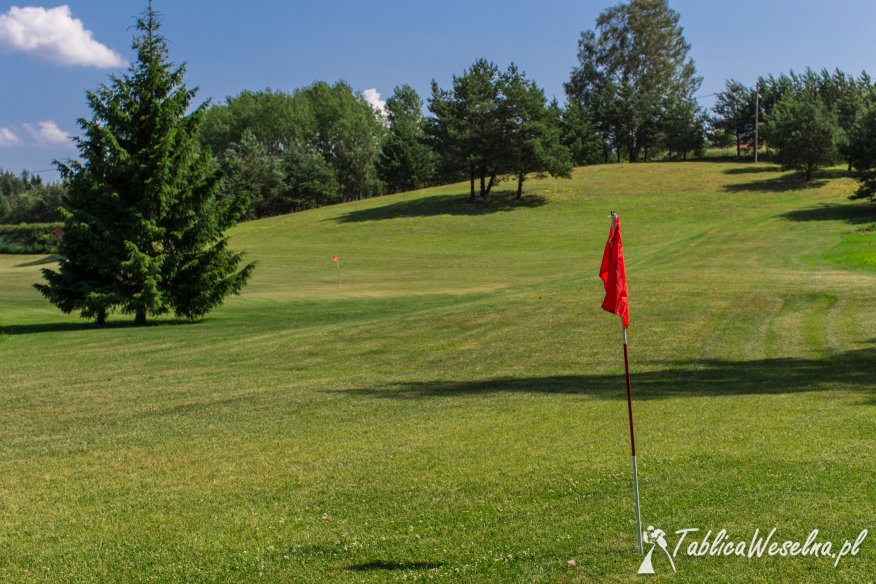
{"left": 599, "top": 213, "right": 629, "bottom": 328}
{"left": 332, "top": 255, "right": 338, "bottom": 263}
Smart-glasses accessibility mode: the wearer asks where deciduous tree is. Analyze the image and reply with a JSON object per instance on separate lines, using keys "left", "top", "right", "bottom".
{"left": 566, "top": 0, "right": 701, "bottom": 162}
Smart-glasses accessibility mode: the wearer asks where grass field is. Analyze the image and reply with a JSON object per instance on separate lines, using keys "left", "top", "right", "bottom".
{"left": 1, "top": 161, "right": 874, "bottom": 582}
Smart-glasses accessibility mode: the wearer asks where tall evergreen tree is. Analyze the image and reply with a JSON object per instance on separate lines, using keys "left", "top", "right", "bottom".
{"left": 378, "top": 85, "right": 436, "bottom": 193}
{"left": 560, "top": 101, "right": 603, "bottom": 166}
{"left": 36, "top": 3, "right": 254, "bottom": 324}
{"left": 765, "top": 88, "right": 839, "bottom": 181}
{"left": 500, "top": 66, "right": 572, "bottom": 198}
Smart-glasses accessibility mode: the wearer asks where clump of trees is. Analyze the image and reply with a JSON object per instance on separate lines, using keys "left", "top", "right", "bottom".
{"left": 712, "top": 69, "right": 876, "bottom": 182}
{"left": 566, "top": 0, "right": 705, "bottom": 162}
{"left": 0, "top": 170, "right": 65, "bottom": 224}
{"left": 36, "top": 6, "right": 253, "bottom": 324}
{"left": 429, "top": 60, "right": 573, "bottom": 200}
{"left": 200, "top": 82, "right": 385, "bottom": 216}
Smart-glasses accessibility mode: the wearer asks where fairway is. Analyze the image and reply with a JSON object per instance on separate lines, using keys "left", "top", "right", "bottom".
{"left": 1, "top": 161, "right": 874, "bottom": 582}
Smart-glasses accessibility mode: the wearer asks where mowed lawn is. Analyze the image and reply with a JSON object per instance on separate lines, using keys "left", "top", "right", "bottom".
{"left": 0, "top": 162, "right": 874, "bottom": 582}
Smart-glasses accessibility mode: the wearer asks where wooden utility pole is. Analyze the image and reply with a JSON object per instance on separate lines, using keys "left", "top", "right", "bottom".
{"left": 754, "top": 82, "right": 759, "bottom": 163}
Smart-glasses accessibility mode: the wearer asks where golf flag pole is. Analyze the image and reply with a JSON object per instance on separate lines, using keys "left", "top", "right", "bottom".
{"left": 623, "top": 322, "right": 643, "bottom": 556}
{"left": 599, "top": 211, "right": 643, "bottom": 555}
{"left": 332, "top": 255, "right": 341, "bottom": 285}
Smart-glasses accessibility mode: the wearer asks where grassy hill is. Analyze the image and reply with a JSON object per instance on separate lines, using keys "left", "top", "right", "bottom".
{"left": 0, "top": 162, "right": 874, "bottom": 582}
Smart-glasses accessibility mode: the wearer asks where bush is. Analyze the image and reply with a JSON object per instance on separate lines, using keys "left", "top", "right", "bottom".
{"left": 0, "top": 223, "right": 63, "bottom": 254}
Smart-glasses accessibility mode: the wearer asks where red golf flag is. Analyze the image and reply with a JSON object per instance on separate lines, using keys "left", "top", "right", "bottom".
{"left": 599, "top": 213, "right": 629, "bottom": 328}
{"left": 332, "top": 255, "right": 338, "bottom": 263}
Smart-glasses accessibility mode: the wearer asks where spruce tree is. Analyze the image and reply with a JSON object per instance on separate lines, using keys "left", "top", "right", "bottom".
{"left": 36, "top": 3, "right": 254, "bottom": 324}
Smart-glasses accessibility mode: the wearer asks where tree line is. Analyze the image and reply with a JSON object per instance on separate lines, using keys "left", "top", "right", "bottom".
{"left": 197, "top": 0, "right": 713, "bottom": 217}
{"left": 0, "top": 169, "right": 65, "bottom": 224}
{"left": 712, "top": 69, "right": 876, "bottom": 194}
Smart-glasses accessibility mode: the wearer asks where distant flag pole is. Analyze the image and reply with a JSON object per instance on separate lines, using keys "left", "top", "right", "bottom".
{"left": 332, "top": 255, "right": 341, "bottom": 285}
{"left": 599, "top": 211, "right": 643, "bottom": 555}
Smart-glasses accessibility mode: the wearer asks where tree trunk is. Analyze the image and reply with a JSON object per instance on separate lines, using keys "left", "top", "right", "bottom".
{"left": 470, "top": 171, "right": 475, "bottom": 201}
{"left": 516, "top": 173, "right": 524, "bottom": 199}
{"left": 736, "top": 132, "right": 741, "bottom": 159}
{"left": 96, "top": 307, "right": 107, "bottom": 325}
{"left": 484, "top": 173, "right": 496, "bottom": 197}
{"left": 805, "top": 162, "right": 813, "bottom": 182}
{"left": 135, "top": 308, "right": 147, "bottom": 325}
{"left": 480, "top": 172, "right": 486, "bottom": 198}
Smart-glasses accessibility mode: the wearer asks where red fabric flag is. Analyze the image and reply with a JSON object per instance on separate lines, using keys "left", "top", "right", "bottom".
{"left": 599, "top": 213, "right": 629, "bottom": 328}
{"left": 332, "top": 255, "right": 338, "bottom": 263}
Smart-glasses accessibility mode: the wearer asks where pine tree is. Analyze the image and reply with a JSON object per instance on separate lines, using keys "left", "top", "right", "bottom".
{"left": 36, "top": 3, "right": 254, "bottom": 324}
{"left": 500, "top": 65, "right": 572, "bottom": 199}
{"left": 765, "top": 88, "right": 839, "bottom": 181}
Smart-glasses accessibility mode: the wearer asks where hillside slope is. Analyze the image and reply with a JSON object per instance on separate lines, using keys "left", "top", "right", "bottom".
{"left": 0, "top": 162, "right": 874, "bottom": 582}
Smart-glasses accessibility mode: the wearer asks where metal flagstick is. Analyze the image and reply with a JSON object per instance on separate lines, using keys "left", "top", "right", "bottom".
{"left": 623, "top": 321, "right": 643, "bottom": 555}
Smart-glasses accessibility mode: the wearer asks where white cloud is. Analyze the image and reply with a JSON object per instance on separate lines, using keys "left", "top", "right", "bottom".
{"left": 0, "top": 126, "right": 21, "bottom": 147}
{"left": 23, "top": 120, "right": 73, "bottom": 147}
{"left": 362, "top": 88, "right": 386, "bottom": 117}
{"left": 0, "top": 5, "right": 126, "bottom": 68}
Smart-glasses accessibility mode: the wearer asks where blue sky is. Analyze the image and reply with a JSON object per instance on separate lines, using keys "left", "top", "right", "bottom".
{"left": 2, "top": 0, "right": 875, "bottom": 178}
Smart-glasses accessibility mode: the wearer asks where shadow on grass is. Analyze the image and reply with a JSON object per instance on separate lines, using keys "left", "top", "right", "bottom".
{"left": 333, "top": 191, "right": 547, "bottom": 223}
{"left": 0, "top": 318, "right": 198, "bottom": 335}
{"left": 13, "top": 255, "right": 57, "bottom": 267}
{"left": 723, "top": 168, "right": 848, "bottom": 193}
{"left": 723, "top": 175, "right": 827, "bottom": 193}
{"left": 339, "top": 343, "right": 875, "bottom": 402}
{"left": 782, "top": 202, "right": 876, "bottom": 225}
{"left": 347, "top": 560, "right": 444, "bottom": 572}
{"left": 721, "top": 165, "right": 784, "bottom": 175}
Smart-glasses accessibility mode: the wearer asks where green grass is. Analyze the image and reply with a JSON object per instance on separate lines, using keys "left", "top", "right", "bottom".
{"left": 1, "top": 162, "right": 874, "bottom": 582}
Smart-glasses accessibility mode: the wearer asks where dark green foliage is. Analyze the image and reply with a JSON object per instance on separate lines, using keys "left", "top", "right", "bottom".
{"left": 0, "top": 169, "right": 66, "bottom": 224}
{"left": 713, "top": 80, "right": 756, "bottom": 158}
{"left": 845, "top": 102, "right": 876, "bottom": 201}
{"left": 661, "top": 96, "right": 707, "bottom": 160}
{"left": 500, "top": 66, "right": 572, "bottom": 198}
{"left": 429, "top": 60, "right": 572, "bottom": 200}
{"left": 429, "top": 59, "right": 506, "bottom": 200}
{"left": 35, "top": 5, "right": 253, "bottom": 324}
{"left": 222, "top": 130, "right": 286, "bottom": 218}
{"left": 764, "top": 88, "right": 839, "bottom": 181}
{"left": 754, "top": 68, "right": 872, "bottom": 169}
{"left": 560, "top": 102, "right": 603, "bottom": 166}
{"left": 566, "top": 0, "right": 701, "bottom": 162}
{"left": 302, "top": 81, "right": 384, "bottom": 200}
{"left": 378, "top": 85, "right": 436, "bottom": 193}
{"left": 283, "top": 145, "right": 342, "bottom": 211}
{"left": 201, "top": 81, "right": 385, "bottom": 216}
{"left": 0, "top": 222, "right": 63, "bottom": 254}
